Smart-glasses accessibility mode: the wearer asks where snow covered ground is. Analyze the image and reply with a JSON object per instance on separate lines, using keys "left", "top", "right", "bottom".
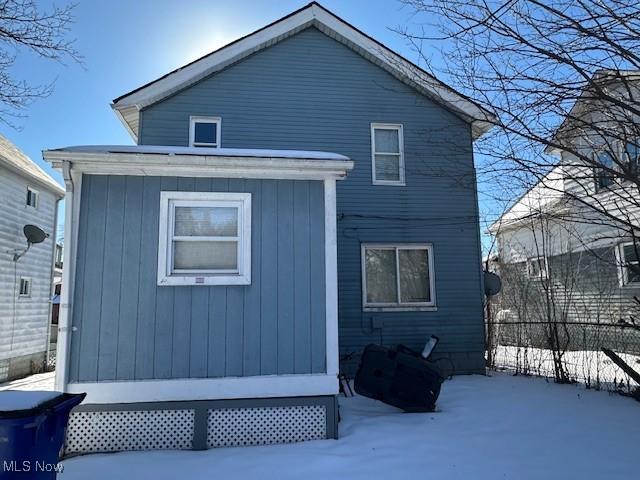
{"left": 55, "top": 373, "right": 638, "bottom": 480}
{"left": 493, "top": 345, "right": 640, "bottom": 390}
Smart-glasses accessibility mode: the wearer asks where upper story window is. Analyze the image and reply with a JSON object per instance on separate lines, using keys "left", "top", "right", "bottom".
{"left": 527, "top": 256, "right": 548, "bottom": 280}
{"left": 18, "top": 277, "right": 31, "bottom": 297}
{"left": 189, "top": 116, "right": 221, "bottom": 148}
{"left": 362, "top": 244, "right": 435, "bottom": 310}
{"left": 625, "top": 141, "right": 639, "bottom": 175}
{"left": 26, "top": 187, "right": 39, "bottom": 208}
{"left": 371, "top": 123, "right": 404, "bottom": 185}
{"left": 157, "top": 191, "right": 251, "bottom": 286}
{"left": 618, "top": 242, "right": 640, "bottom": 286}
{"left": 593, "top": 150, "right": 615, "bottom": 192}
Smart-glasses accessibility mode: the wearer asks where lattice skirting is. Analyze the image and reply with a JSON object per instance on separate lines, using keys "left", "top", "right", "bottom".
{"left": 64, "top": 396, "right": 337, "bottom": 455}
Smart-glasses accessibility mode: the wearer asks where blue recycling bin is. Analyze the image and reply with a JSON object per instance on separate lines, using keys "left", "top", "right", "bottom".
{"left": 0, "top": 391, "right": 85, "bottom": 479}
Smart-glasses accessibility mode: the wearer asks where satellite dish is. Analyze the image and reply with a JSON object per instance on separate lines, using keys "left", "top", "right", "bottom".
{"left": 484, "top": 271, "right": 502, "bottom": 297}
{"left": 13, "top": 225, "right": 49, "bottom": 262}
{"left": 24, "top": 224, "right": 48, "bottom": 245}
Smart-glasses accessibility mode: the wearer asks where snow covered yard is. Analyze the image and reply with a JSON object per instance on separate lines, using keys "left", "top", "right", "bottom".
{"left": 58, "top": 373, "right": 638, "bottom": 480}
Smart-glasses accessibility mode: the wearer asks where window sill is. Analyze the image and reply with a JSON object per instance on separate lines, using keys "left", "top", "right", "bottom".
{"left": 363, "top": 305, "right": 437, "bottom": 312}
{"left": 158, "top": 273, "right": 251, "bottom": 286}
{"left": 372, "top": 181, "right": 406, "bottom": 187}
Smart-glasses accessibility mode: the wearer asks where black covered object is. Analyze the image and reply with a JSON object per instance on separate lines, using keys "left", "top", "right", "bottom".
{"left": 354, "top": 344, "right": 444, "bottom": 412}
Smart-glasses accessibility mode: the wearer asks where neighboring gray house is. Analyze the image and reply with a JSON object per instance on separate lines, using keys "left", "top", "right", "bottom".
{"left": 489, "top": 72, "right": 640, "bottom": 350}
{"left": 0, "top": 134, "right": 64, "bottom": 381}
{"left": 44, "top": 2, "right": 494, "bottom": 454}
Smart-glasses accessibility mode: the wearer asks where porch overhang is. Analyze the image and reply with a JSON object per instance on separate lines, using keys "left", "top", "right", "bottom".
{"left": 43, "top": 145, "right": 354, "bottom": 181}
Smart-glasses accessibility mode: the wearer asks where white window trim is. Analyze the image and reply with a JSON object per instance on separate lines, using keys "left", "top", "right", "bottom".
{"left": 370, "top": 123, "right": 405, "bottom": 186}
{"left": 26, "top": 186, "right": 39, "bottom": 208}
{"left": 526, "top": 256, "right": 548, "bottom": 280}
{"left": 361, "top": 243, "right": 436, "bottom": 311}
{"left": 18, "top": 277, "right": 32, "bottom": 297}
{"left": 616, "top": 242, "right": 640, "bottom": 287}
{"left": 157, "top": 191, "right": 251, "bottom": 286}
{"left": 189, "top": 116, "right": 222, "bottom": 148}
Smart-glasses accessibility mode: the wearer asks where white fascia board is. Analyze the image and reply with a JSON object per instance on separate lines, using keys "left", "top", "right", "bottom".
{"left": 66, "top": 374, "right": 339, "bottom": 404}
{"left": 112, "top": 4, "right": 495, "bottom": 139}
{"left": 43, "top": 150, "right": 354, "bottom": 181}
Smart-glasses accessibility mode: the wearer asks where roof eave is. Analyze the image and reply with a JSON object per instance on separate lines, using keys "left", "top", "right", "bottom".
{"left": 112, "top": 2, "right": 495, "bottom": 140}
{"left": 0, "top": 156, "right": 65, "bottom": 196}
{"left": 43, "top": 149, "right": 354, "bottom": 181}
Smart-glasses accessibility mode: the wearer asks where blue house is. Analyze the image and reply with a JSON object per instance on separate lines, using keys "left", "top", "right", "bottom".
{"left": 44, "top": 2, "right": 494, "bottom": 455}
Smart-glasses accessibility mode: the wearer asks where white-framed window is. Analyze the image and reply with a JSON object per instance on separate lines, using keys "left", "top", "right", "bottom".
{"left": 361, "top": 243, "right": 435, "bottom": 310}
{"left": 527, "top": 256, "right": 548, "bottom": 280}
{"left": 26, "top": 187, "right": 39, "bottom": 208}
{"left": 625, "top": 141, "right": 639, "bottom": 176}
{"left": 593, "top": 150, "right": 616, "bottom": 192}
{"left": 617, "top": 242, "right": 640, "bottom": 286}
{"left": 18, "top": 277, "right": 31, "bottom": 297}
{"left": 189, "top": 116, "right": 221, "bottom": 148}
{"left": 370, "top": 123, "right": 405, "bottom": 185}
{"left": 157, "top": 191, "right": 251, "bottom": 286}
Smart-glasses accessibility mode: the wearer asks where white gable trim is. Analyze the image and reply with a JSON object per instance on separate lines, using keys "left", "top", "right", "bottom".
{"left": 112, "top": 3, "right": 495, "bottom": 141}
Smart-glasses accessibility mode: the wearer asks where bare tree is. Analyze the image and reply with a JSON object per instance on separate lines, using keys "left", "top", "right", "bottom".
{"left": 395, "top": 0, "right": 640, "bottom": 245}
{"left": 0, "top": 0, "right": 80, "bottom": 126}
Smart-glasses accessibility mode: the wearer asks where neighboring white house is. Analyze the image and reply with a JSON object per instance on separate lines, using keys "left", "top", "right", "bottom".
{"left": 489, "top": 71, "right": 640, "bottom": 330}
{"left": 0, "top": 134, "right": 64, "bottom": 381}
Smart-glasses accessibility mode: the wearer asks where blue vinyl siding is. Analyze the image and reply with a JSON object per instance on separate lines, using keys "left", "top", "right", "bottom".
{"left": 138, "top": 26, "right": 485, "bottom": 373}
{"left": 69, "top": 175, "right": 326, "bottom": 382}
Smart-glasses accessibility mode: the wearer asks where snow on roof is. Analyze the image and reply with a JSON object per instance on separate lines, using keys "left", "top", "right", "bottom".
{"left": 48, "top": 145, "right": 350, "bottom": 161}
{"left": 111, "top": 2, "right": 496, "bottom": 141}
{"left": 0, "top": 134, "right": 64, "bottom": 195}
{"left": 489, "top": 165, "right": 565, "bottom": 233}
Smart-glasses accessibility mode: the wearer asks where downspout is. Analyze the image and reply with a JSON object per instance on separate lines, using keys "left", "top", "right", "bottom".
{"left": 470, "top": 130, "right": 487, "bottom": 373}
{"left": 54, "top": 161, "right": 74, "bottom": 391}
{"left": 45, "top": 196, "right": 62, "bottom": 370}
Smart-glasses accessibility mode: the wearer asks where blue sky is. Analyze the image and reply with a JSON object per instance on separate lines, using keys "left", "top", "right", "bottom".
{"left": 5, "top": 1, "right": 497, "bottom": 245}
{"left": 6, "top": 0, "right": 424, "bottom": 178}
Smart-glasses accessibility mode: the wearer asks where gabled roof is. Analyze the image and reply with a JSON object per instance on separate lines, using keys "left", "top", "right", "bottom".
{"left": 488, "top": 165, "right": 565, "bottom": 234}
{"left": 545, "top": 70, "right": 640, "bottom": 155}
{"left": 112, "top": 2, "right": 496, "bottom": 141}
{"left": 0, "top": 134, "right": 64, "bottom": 196}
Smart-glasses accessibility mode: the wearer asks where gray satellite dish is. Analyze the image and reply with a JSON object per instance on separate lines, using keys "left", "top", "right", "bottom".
{"left": 484, "top": 271, "right": 502, "bottom": 297}
{"left": 13, "top": 224, "right": 49, "bottom": 261}
{"left": 24, "top": 224, "right": 48, "bottom": 245}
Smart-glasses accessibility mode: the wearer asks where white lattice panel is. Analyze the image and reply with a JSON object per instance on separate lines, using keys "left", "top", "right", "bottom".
{"left": 207, "top": 405, "right": 326, "bottom": 448}
{"left": 65, "top": 409, "right": 194, "bottom": 454}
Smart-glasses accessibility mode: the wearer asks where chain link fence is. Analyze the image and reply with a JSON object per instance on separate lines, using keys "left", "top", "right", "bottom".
{"left": 487, "top": 319, "right": 640, "bottom": 395}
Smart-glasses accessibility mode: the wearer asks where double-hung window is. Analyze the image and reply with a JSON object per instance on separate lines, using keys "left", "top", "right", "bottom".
{"left": 26, "top": 187, "right": 38, "bottom": 208}
{"left": 625, "top": 141, "right": 639, "bottom": 176}
{"left": 527, "top": 256, "right": 548, "bottom": 280}
{"left": 158, "top": 192, "right": 251, "bottom": 286}
{"left": 189, "top": 116, "right": 221, "bottom": 148}
{"left": 362, "top": 244, "right": 435, "bottom": 310}
{"left": 593, "top": 150, "right": 615, "bottom": 191}
{"left": 18, "top": 277, "right": 31, "bottom": 297}
{"left": 371, "top": 123, "right": 404, "bottom": 185}
{"left": 618, "top": 242, "right": 640, "bottom": 286}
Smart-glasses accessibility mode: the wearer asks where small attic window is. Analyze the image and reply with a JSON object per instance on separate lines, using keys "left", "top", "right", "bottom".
{"left": 189, "top": 116, "right": 221, "bottom": 148}
{"left": 26, "top": 187, "right": 39, "bottom": 208}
